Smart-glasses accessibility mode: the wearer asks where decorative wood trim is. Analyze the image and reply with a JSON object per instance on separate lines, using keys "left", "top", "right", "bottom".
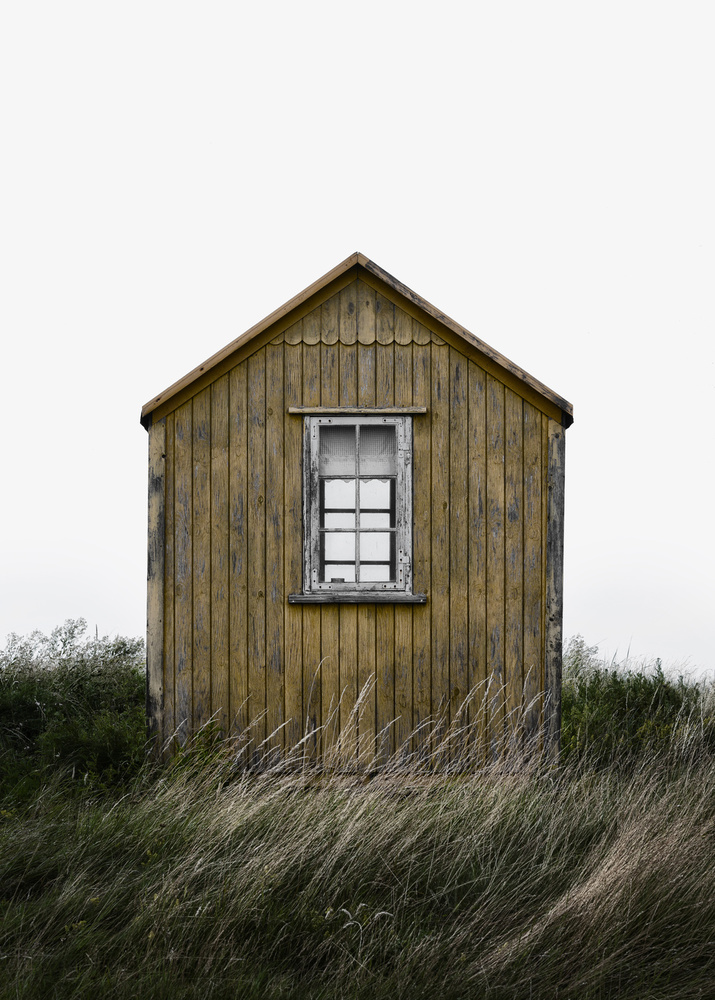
{"left": 288, "top": 406, "right": 427, "bottom": 415}
{"left": 544, "top": 419, "right": 565, "bottom": 757}
{"left": 289, "top": 592, "right": 427, "bottom": 604}
{"left": 141, "top": 264, "right": 359, "bottom": 427}
{"left": 359, "top": 260, "right": 574, "bottom": 426}
{"left": 141, "top": 253, "right": 573, "bottom": 429}
{"left": 146, "top": 417, "right": 166, "bottom": 750}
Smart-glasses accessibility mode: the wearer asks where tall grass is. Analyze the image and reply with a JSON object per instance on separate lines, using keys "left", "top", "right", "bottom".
{"left": 2, "top": 741, "right": 715, "bottom": 998}
{"left": 1, "top": 626, "right": 715, "bottom": 998}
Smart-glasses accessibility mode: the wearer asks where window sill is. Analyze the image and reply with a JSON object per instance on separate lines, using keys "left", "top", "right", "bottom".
{"left": 288, "top": 592, "right": 427, "bottom": 605}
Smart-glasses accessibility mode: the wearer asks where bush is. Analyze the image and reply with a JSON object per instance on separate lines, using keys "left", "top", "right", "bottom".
{"left": 561, "top": 636, "right": 715, "bottom": 766}
{"left": 0, "top": 619, "right": 146, "bottom": 799}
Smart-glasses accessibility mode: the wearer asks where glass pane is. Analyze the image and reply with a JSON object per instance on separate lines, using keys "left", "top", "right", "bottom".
{"left": 324, "top": 512, "right": 356, "bottom": 530}
{"left": 359, "top": 479, "right": 391, "bottom": 511}
{"left": 324, "top": 532, "right": 355, "bottom": 561}
{"left": 360, "top": 564, "right": 392, "bottom": 582}
{"left": 359, "top": 425, "right": 396, "bottom": 476}
{"left": 324, "top": 479, "right": 356, "bottom": 510}
{"left": 360, "top": 532, "right": 391, "bottom": 562}
{"left": 320, "top": 425, "right": 356, "bottom": 476}
{"left": 361, "top": 511, "right": 391, "bottom": 529}
{"left": 324, "top": 564, "right": 356, "bottom": 583}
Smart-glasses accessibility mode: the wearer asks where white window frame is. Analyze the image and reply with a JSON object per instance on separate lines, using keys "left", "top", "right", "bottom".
{"left": 303, "top": 414, "right": 414, "bottom": 599}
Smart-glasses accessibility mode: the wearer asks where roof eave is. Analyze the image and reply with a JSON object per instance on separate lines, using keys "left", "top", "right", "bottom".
{"left": 141, "top": 252, "right": 573, "bottom": 429}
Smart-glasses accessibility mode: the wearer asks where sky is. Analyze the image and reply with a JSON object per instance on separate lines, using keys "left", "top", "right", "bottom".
{"left": 1, "top": 2, "right": 713, "bottom": 677}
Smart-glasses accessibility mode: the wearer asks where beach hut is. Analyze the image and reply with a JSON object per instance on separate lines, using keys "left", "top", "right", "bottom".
{"left": 141, "top": 253, "right": 573, "bottom": 757}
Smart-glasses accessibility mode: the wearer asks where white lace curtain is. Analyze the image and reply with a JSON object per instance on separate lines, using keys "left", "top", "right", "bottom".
{"left": 319, "top": 424, "right": 396, "bottom": 477}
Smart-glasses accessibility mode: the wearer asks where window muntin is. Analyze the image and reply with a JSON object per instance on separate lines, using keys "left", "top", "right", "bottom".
{"left": 305, "top": 415, "right": 412, "bottom": 594}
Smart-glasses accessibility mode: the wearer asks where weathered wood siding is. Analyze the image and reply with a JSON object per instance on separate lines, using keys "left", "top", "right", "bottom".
{"left": 149, "top": 277, "right": 563, "bottom": 752}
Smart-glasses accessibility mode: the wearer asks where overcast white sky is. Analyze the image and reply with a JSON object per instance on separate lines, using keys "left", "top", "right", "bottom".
{"left": 1, "top": 2, "right": 713, "bottom": 676}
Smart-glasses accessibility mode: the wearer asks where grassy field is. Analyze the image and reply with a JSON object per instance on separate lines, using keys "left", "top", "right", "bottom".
{"left": 1, "top": 625, "right": 714, "bottom": 999}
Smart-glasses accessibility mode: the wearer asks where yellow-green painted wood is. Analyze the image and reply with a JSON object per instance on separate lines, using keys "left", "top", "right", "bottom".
{"left": 523, "top": 401, "right": 542, "bottom": 737}
{"left": 412, "top": 337, "right": 431, "bottom": 750}
{"left": 505, "top": 388, "right": 524, "bottom": 730}
{"left": 320, "top": 329, "right": 340, "bottom": 752}
{"left": 210, "top": 377, "right": 229, "bottom": 735}
{"left": 283, "top": 341, "right": 303, "bottom": 749}
{"left": 430, "top": 343, "right": 449, "bottom": 741}
{"left": 302, "top": 341, "right": 321, "bottom": 755}
{"left": 486, "top": 375, "right": 505, "bottom": 748}
{"left": 229, "top": 364, "right": 248, "bottom": 735}
{"left": 146, "top": 417, "right": 165, "bottom": 746}
{"left": 467, "top": 363, "right": 487, "bottom": 747}
{"left": 449, "top": 349, "right": 468, "bottom": 735}
{"left": 163, "top": 412, "right": 175, "bottom": 744}
{"left": 192, "top": 387, "right": 211, "bottom": 731}
{"left": 266, "top": 344, "right": 284, "bottom": 749}
{"left": 173, "top": 399, "right": 193, "bottom": 741}
{"left": 151, "top": 289, "right": 564, "bottom": 758}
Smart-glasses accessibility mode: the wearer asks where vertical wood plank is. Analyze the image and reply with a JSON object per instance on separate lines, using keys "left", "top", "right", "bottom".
{"left": 284, "top": 343, "right": 303, "bottom": 751}
{"left": 505, "top": 388, "right": 524, "bottom": 733}
{"left": 192, "top": 388, "right": 211, "bottom": 732}
{"left": 541, "top": 413, "right": 549, "bottom": 724}
{"left": 146, "top": 417, "right": 166, "bottom": 750}
{"left": 338, "top": 292, "right": 358, "bottom": 751}
{"left": 449, "top": 349, "right": 468, "bottom": 741}
{"left": 173, "top": 399, "right": 193, "bottom": 742}
{"left": 247, "top": 351, "right": 266, "bottom": 750}
{"left": 192, "top": 388, "right": 211, "bottom": 733}
{"left": 302, "top": 341, "right": 321, "bottom": 752}
{"left": 320, "top": 326, "right": 341, "bottom": 751}
{"left": 266, "top": 343, "right": 284, "bottom": 751}
{"left": 321, "top": 292, "right": 340, "bottom": 345}
{"left": 210, "top": 376, "right": 229, "bottom": 735}
{"left": 545, "top": 418, "right": 566, "bottom": 756}
{"left": 357, "top": 286, "right": 377, "bottom": 761}
{"left": 303, "top": 309, "right": 320, "bottom": 346}
{"left": 339, "top": 282, "right": 357, "bottom": 345}
{"left": 522, "top": 401, "right": 543, "bottom": 739}
{"left": 376, "top": 291, "right": 395, "bottom": 345}
{"left": 468, "top": 364, "right": 487, "bottom": 743}
{"left": 375, "top": 307, "right": 395, "bottom": 759}
{"left": 393, "top": 340, "right": 413, "bottom": 753}
{"left": 431, "top": 340, "right": 450, "bottom": 744}
{"left": 163, "top": 412, "right": 175, "bottom": 747}
{"left": 486, "top": 375, "right": 505, "bottom": 750}
{"left": 229, "top": 364, "right": 249, "bottom": 736}
{"left": 412, "top": 335, "right": 431, "bottom": 751}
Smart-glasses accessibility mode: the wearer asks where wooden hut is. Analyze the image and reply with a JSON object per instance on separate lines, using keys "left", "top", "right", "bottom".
{"left": 141, "top": 253, "right": 573, "bottom": 757}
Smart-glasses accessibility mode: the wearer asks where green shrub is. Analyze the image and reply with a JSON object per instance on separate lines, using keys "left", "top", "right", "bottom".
{"left": 561, "top": 636, "right": 715, "bottom": 766}
{"left": 0, "top": 619, "right": 146, "bottom": 799}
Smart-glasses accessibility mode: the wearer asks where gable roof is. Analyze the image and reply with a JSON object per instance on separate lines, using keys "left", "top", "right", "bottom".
{"left": 141, "top": 252, "right": 573, "bottom": 429}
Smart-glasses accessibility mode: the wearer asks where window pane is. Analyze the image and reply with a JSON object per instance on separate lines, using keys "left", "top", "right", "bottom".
{"left": 324, "top": 564, "right": 356, "bottom": 583}
{"left": 360, "top": 564, "right": 392, "bottom": 582}
{"left": 361, "top": 512, "right": 391, "bottom": 529}
{"left": 320, "top": 426, "right": 356, "bottom": 476}
{"left": 359, "top": 479, "right": 391, "bottom": 510}
{"left": 360, "top": 532, "right": 391, "bottom": 561}
{"left": 324, "top": 479, "right": 356, "bottom": 510}
{"left": 324, "top": 532, "right": 355, "bottom": 561}
{"left": 360, "top": 425, "right": 396, "bottom": 476}
{"left": 324, "top": 512, "right": 356, "bottom": 529}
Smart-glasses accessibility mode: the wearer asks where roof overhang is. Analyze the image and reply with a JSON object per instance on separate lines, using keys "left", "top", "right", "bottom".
{"left": 141, "top": 252, "right": 573, "bottom": 429}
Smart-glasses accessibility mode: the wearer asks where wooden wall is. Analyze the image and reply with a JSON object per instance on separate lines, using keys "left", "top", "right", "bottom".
{"left": 146, "top": 278, "right": 564, "bottom": 756}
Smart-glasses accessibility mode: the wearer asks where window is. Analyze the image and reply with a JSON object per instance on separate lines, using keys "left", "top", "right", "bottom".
{"left": 290, "top": 413, "right": 423, "bottom": 602}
